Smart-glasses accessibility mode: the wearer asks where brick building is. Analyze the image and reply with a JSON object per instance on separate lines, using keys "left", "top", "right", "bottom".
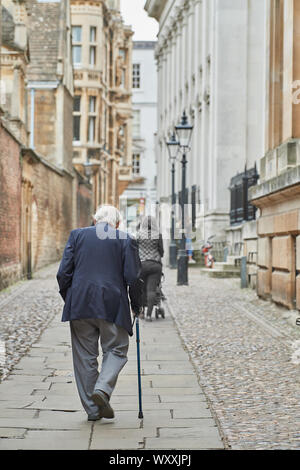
{"left": 0, "top": 0, "right": 92, "bottom": 290}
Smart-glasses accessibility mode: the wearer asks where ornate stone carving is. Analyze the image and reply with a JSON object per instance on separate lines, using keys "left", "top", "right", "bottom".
{"left": 204, "top": 88, "right": 210, "bottom": 106}
{"left": 115, "top": 55, "right": 124, "bottom": 87}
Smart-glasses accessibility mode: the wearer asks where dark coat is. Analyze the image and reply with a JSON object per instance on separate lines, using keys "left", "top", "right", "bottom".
{"left": 56, "top": 223, "right": 142, "bottom": 336}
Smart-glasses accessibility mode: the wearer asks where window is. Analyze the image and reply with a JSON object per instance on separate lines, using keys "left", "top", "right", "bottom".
{"left": 121, "top": 69, "right": 126, "bottom": 88}
{"left": 89, "top": 46, "right": 96, "bottom": 66}
{"left": 132, "top": 64, "right": 140, "bottom": 88}
{"left": 90, "top": 26, "right": 97, "bottom": 42}
{"left": 119, "top": 48, "right": 126, "bottom": 59}
{"left": 132, "top": 154, "right": 140, "bottom": 175}
{"left": 72, "top": 26, "right": 82, "bottom": 42}
{"left": 73, "top": 116, "right": 80, "bottom": 142}
{"left": 72, "top": 26, "right": 82, "bottom": 66}
{"left": 73, "top": 95, "right": 81, "bottom": 142}
{"left": 89, "top": 96, "right": 96, "bottom": 113}
{"left": 88, "top": 96, "right": 97, "bottom": 143}
{"left": 72, "top": 46, "right": 82, "bottom": 65}
{"left": 73, "top": 95, "right": 81, "bottom": 112}
{"left": 88, "top": 117, "right": 96, "bottom": 142}
{"left": 132, "top": 110, "right": 140, "bottom": 138}
{"left": 104, "top": 35, "right": 108, "bottom": 83}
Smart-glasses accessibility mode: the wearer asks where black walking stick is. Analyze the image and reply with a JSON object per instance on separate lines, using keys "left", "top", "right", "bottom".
{"left": 133, "top": 313, "right": 143, "bottom": 419}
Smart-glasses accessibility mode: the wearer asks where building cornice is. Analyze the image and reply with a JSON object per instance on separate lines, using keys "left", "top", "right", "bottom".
{"left": 144, "top": 0, "right": 168, "bottom": 21}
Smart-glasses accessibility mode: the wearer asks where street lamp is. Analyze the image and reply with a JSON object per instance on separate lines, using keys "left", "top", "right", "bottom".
{"left": 83, "top": 161, "right": 93, "bottom": 183}
{"left": 166, "top": 132, "right": 180, "bottom": 269}
{"left": 175, "top": 111, "right": 194, "bottom": 286}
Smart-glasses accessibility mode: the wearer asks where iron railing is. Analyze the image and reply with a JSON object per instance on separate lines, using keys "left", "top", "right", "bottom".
{"left": 229, "top": 165, "right": 259, "bottom": 225}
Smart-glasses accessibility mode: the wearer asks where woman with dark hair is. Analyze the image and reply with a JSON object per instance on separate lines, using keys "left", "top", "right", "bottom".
{"left": 137, "top": 215, "right": 164, "bottom": 322}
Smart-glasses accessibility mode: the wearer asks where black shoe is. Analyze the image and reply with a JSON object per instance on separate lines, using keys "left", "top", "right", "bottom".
{"left": 87, "top": 413, "right": 102, "bottom": 422}
{"left": 91, "top": 390, "right": 114, "bottom": 419}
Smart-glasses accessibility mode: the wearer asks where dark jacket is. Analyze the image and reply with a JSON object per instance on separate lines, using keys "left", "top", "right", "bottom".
{"left": 137, "top": 231, "right": 164, "bottom": 264}
{"left": 56, "top": 223, "right": 142, "bottom": 336}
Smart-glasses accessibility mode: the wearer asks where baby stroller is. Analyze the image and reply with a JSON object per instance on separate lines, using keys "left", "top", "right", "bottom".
{"left": 142, "top": 272, "right": 166, "bottom": 320}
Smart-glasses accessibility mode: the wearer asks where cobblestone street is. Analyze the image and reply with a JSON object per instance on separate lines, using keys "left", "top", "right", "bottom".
{"left": 0, "top": 262, "right": 300, "bottom": 450}
{"left": 163, "top": 267, "right": 300, "bottom": 450}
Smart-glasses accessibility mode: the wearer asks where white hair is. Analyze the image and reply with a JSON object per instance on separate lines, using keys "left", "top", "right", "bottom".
{"left": 94, "top": 205, "right": 121, "bottom": 228}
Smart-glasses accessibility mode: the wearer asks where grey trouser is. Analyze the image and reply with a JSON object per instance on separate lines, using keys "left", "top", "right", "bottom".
{"left": 70, "top": 318, "right": 129, "bottom": 417}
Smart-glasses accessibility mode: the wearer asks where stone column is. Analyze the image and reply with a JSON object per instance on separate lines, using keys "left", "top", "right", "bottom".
{"left": 12, "top": 64, "right": 21, "bottom": 118}
{"left": 282, "top": 0, "right": 293, "bottom": 142}
{"left": 194, "top": 0, "right": 202, "bottom": 194}
{"left": 175, "top": 16, "right": 182, "bottom": 122}
{"left": 268, "top": 0, "right": 284, "bottom": 150}
{"left": 293, "top": 0, "right": 300, "bottom": 138}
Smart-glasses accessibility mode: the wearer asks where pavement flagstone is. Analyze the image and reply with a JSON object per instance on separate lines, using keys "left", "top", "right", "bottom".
{"left": 0, "top": 263, "right": 224, "bottom": 450}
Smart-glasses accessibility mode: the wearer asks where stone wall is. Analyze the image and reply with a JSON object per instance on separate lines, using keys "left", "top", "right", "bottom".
{"left": 0, "top": 123, "right": 22, "bottom": 289}
{"left": 252, "top": 180, "right": 300, "bottom": 310}
{"left": 76, "top": 179, "right": 93, "bottom": 228}
{"left": 34, "top": 89, "right": 56, "bottom": 165}
{"left": 22, "top": 153, "right": 74, "bottom": 272}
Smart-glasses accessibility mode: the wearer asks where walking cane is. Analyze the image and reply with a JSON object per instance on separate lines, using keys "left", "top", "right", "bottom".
{"left": 133, "top": 314, "right": 143, "bottom": 419}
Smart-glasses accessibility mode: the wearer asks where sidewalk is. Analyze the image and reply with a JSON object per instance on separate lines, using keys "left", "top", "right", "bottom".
{"left": 0, "top": 265, "right": 224, "bottom": 450}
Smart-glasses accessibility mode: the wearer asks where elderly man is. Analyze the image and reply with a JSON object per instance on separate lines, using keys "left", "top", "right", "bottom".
{"left": 57, "top": 205, "right": 142, "bottom": 421}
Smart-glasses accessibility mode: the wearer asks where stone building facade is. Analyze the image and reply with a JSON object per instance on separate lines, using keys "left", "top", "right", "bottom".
{"left": 250, "top": 0, "right": 300, "bottom": 312}
{"left": 0, "top": 0, "right": 92, "bottom": 290}
{"left": 120, "top": 41, "right": 157, "bottom": 232}
{"left": 70, "top": 0, "right": 133, "bottom": 212}
{"left": 145, "top": 0, "right": 267, "bottom": 263}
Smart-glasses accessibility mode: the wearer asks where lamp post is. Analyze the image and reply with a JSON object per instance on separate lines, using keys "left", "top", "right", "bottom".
{"left": 83, "top": 160, "right": 93, "bottom": 183}
{"left": 175, "top": 111, "right": 194, "bottom": 286}
{"left": 166, "top": 133, "right": 180, "bottom": 269}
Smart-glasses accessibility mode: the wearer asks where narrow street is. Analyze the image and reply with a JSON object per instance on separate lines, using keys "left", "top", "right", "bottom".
{"left": 0, "top": 264, "right": 223, "bottom": 450}
{"left": 0, "top": 263, "right": 300, "bottom": 449}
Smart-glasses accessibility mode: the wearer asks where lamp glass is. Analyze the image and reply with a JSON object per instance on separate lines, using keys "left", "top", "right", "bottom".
{"left": 166, "top": 133, "right": 179, "bottom": 161}
{"left": 175, "top": 112, "right": 193, "bottom": 148}
{"left": 84, "top": 162, "right": 93, "bottom": 177}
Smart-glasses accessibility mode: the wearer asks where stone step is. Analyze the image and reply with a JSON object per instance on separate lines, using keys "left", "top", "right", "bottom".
{"left": 200, "top": 268, "right": 240, "bottom": 279}
{"left": 214, "top": 262, "right": 240, "bottom": 271}
{"left": 226, "top": 255, "right": 242, "bottom": 265}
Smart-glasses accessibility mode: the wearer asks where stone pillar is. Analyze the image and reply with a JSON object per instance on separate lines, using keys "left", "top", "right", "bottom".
{"left": 281, "top": 0, "right": 293, "bottom": 142}
{"left": 296, "top": 235, "right": 300, "bottom": 310}
{"left": 257, "top": 236, "right": 272, "bottom": 298}
{"left": 293, "top": 0, "right": 300, "bottom": 138}
{"left": 268, "top": 0, "right": 284, "bottom": 150}
{"left": 271, "top": 235, "right": 295, "bottom": 309}
{"left": 12, "top": 64, "right": 21, "bottom": 118}
{"left": 175, "top": 17, "right": 181, "bottom": 121}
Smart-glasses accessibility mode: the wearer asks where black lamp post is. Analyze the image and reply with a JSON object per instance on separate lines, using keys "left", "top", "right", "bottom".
{"left": 175, "top": 111, "right": 194, "bottom": 286}
{"left": 166, "top": 132, "right": 180, "bottom": 269}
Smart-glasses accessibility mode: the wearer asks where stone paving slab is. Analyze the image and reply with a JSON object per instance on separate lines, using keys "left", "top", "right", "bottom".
{"left": 0, "top": 435, "right": 90, "bottom": 450}
{"left": 0, "top": 264, "right": 224, "bottom": 450}
{"left": 90, "top": 438, "right": 144, "bottom": 450}
{"left": 144, "top": 437, "right": 223, "bottom": 450}
{"left": 0, "top": 427, "right": 27, "bottom": 438}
